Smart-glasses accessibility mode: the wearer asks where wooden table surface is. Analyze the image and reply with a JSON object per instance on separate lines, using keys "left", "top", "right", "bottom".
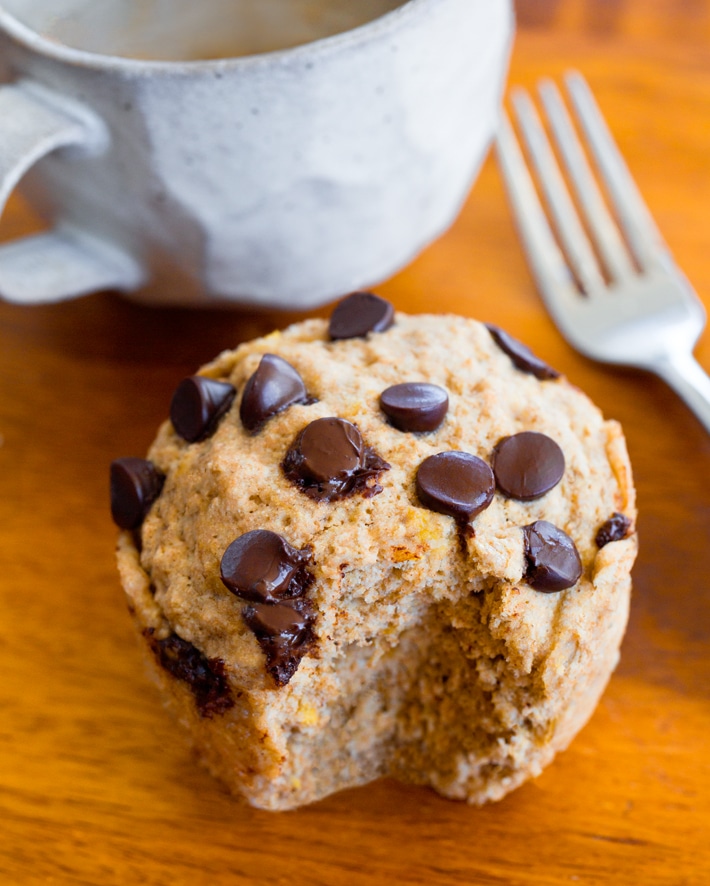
{"left": 2, "top": 2, "right": 710, "bottom": 883}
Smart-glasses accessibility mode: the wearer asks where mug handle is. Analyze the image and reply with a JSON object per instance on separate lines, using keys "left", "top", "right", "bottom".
{"left": 0, "top": 80, "right": 143, "bottom": 304}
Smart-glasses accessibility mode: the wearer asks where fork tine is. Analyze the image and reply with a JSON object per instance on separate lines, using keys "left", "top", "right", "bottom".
{"left": 538, "top": 78, "right": 637, "bottom": 284}
{"left": 495, "top": 108, "right": 581, "bottom": 318}
{"left": 564, "top": 71, "right": 673, "bottom": 273}
{"left": 510, "top": 88, "right": 606, "bottom": 297}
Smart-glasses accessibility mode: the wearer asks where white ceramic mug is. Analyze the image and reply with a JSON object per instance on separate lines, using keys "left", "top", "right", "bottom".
{"left": 0, "top": 0, "right": 514, "bottom": 308}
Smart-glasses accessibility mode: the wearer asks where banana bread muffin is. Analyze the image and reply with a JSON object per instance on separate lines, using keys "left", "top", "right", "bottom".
{"left": 112, "top": 292, "right": 636, "bottom": 810}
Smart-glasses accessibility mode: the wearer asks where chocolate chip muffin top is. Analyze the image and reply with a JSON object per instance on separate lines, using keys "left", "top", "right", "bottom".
{"left": 115, "top": 298, "right": 635, "bottom": 693}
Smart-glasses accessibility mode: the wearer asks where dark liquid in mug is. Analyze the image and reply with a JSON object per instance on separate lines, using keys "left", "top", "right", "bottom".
{"left": 9, "top": 0, "right": 408, "bottom": 60}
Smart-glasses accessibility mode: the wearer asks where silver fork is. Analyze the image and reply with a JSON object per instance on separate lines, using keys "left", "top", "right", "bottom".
{"left": 495, "top": 71, "right": 710, "bottom": 433}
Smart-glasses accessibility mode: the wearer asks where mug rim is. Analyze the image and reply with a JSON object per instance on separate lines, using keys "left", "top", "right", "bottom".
{"left": 0, "top": 0, "right": 435, "bottom": 73}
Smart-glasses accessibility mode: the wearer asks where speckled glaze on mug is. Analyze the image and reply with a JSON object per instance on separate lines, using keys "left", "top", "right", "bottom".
{"left": 0, "top": 0, "right": 514, "bottom": 308}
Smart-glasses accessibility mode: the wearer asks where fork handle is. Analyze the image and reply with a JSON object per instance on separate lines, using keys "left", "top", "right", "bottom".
{"left": 652, "top": 352, "right": 710, "bottom": 434}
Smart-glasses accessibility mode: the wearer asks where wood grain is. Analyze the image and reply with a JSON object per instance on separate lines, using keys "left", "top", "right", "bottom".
{"left": 1, "top": 2, "right": 709, "bottom": 883}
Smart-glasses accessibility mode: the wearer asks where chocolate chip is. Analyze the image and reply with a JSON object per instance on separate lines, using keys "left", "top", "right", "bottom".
{"left": 242, "top": 599, "right": 315, "bottom": 686}
{"left": 415, "top": 451, "right": 495, "bottom": 522}
{"left": 486, "top": 324, "right": 560, "bottom": 380}
{"left": 328, "top": 292, "right": 394, "bottom": 340}
{"left": 240, "top": 354, "right": 309, "bottom": 433}
{"left": 282, "top": 417, "right": 390, "bottom": 501}
{"left": 492, "top": 432, "right": 565, "bottom": 501}
{"left": 110, "top": 457, "right": 165, "bottom": 529}
{"left": 220, "top": 530, "right": 312, "bottom": 603}
{"left": 170, "top": 376, "right": 236, "bottom": 442}
{"left": 595, "top": 512, "right": 632, "bottom": 548}
{"left": 145, "top": 630, "right": 233, "bottom": 717}
{"left": 380, "top": 383, "right": 449, "bottom": 433}
{"left": 523, "top": 520, "right": 582, "bottom": 592}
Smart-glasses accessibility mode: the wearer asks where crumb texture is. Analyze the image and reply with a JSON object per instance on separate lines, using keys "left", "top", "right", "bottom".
{"left": 117, "top": 313, "right": 637, "bottom": 810}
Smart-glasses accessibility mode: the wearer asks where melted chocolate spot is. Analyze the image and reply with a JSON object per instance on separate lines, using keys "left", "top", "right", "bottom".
{"left": 110, "top": 457, "right": 165, "bottom": 529}
{"left": 170, "top": 376, "right": 236, "bottom": 442}
{"left": 220, "top": 530, "right": 312, "bottom": 603}
{"left": 596, "top": 512, "right": 632, "bottom": 548}
{"left": 380, "top": 382, "right": 449, "bottom": 432}
{"left": 523, "top": 520, "right": 582, "bottom": 592}
{"left": 416, "top": 451, "right": 495, "bottom": 522}
{"left": 486, "top": 325, "right": 560, "bottom": 380}
{"left": 242, "top": 599, "right": 315, "bottom": 686}
{"left": 492, "top": 432, "right": 565, "bottom": 501}
{"left": 282, "top": 417, "right": 390, "bottom": 501}
{"left": 328, "top": 292, "right": 394, "bottom": 340}
{"left": 145, "top": 630, "right": 234, "bottom": 717}
{"left": 240, "top": 354, "right": 309, "bottom": 432}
